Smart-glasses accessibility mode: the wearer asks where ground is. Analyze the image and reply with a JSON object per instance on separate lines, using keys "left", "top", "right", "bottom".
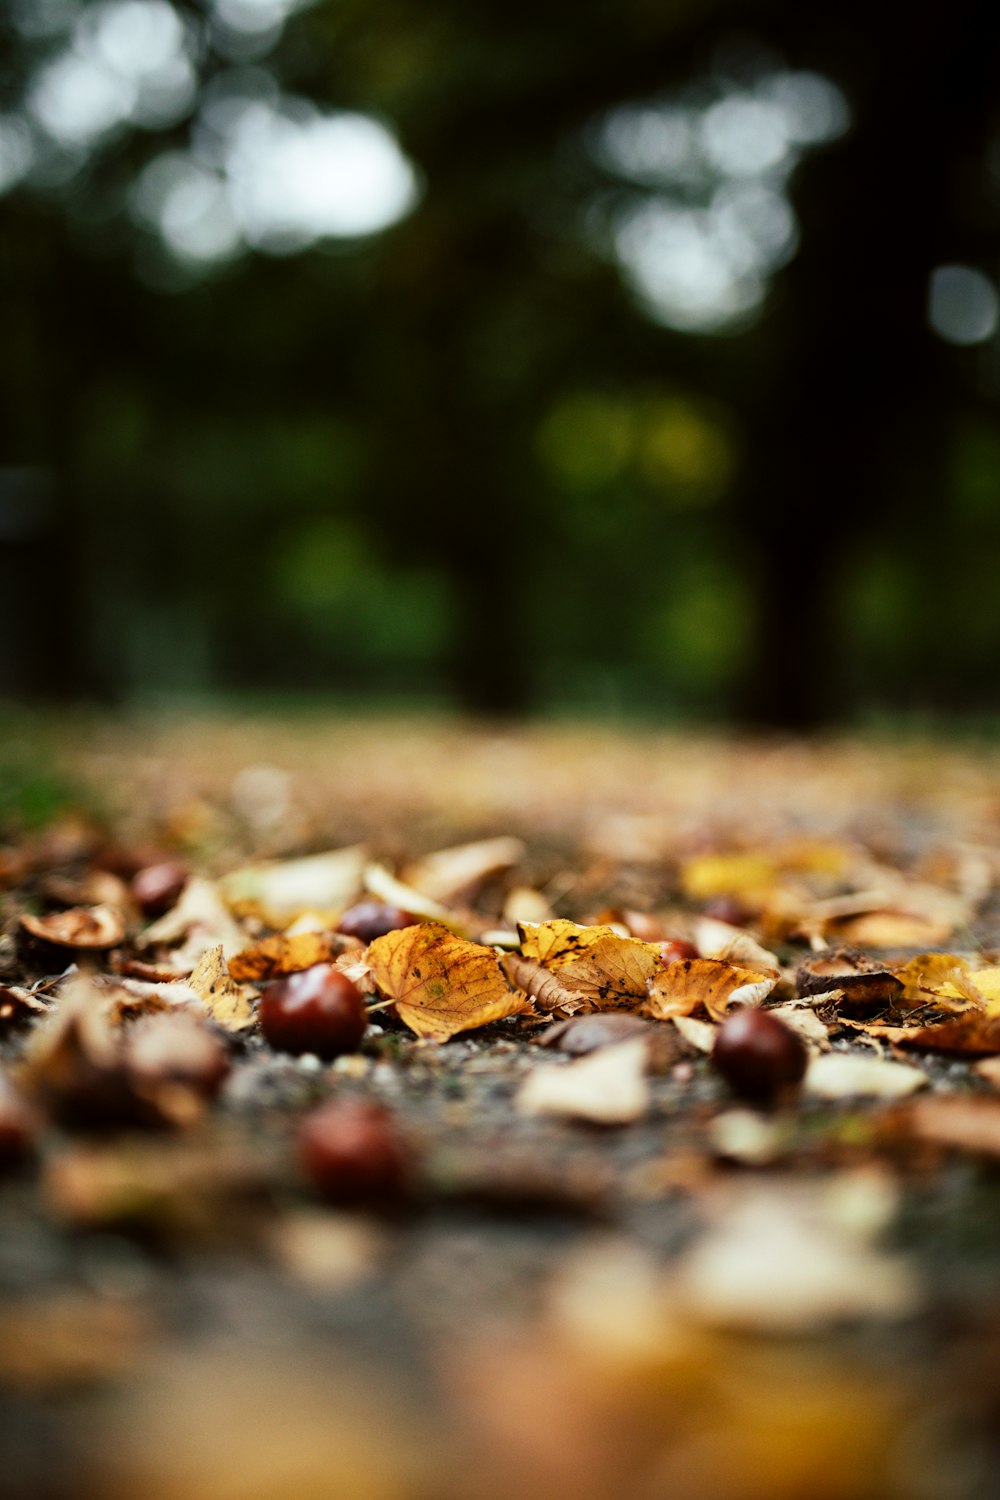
{"left": 1, "top": 712, "right": 999, "bottom": 1500}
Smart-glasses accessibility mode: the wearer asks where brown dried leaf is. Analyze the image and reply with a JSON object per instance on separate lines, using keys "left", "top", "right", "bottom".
{"left": 797, "top": 949, "right": 903, "bottom": 1012}
{"left": 499, "top": 952, "right": 589, "bottom": 1016}
{"left": 20, "top": 905, "right": 125, "bottom": 951}
{"left": 140, "top": 877, "right": 246, "bottom": 967}
{"left": 402, "top": 836, "right": 525, "bottom": 904}
{"left": 367, "top": 923, "right": 527, "bottom": 1041}
{"left": 516, "top": 920, "right": 661, "bottom": 1010}
{"left": 645, "top": 958, "right": 775, "bottom": 1023}
{"left": 517, "top": 1039, "right": 650, "bottom": 1124}
{"left": 893, "top": 1012, "right": 1000, "bottom": 1056}
{"left": 189, "top": 945, "right": 256, "bottom": 1032}
{"left": 219, "top": 846, "right": 366, "bottom": 924}
{"left": 228, "top": 931, "right": 347, "bottom": 983}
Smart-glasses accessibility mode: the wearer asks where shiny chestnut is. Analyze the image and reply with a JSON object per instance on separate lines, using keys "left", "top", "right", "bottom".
{"left": 297, "top": 1099, "right": 409, "bottom": 1203}
{"left": 132, "top": 860, "right": 188, "bottom": 917}
{"left": 259, "top": 964, "right": 367, "bottom": 1059}
{"left": 711, "top": 1006, "right": 807, "bottom": 1102}
{"left": 336, "top": 902, "right": 416, "bottom": 945}
{"left": 660, "top": 938, "right": 700, "bottom": 965}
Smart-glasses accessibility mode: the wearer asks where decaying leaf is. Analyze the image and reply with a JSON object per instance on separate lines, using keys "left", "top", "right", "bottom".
{"left": 0, "top": 983, "right": 52, "bottom": 1025}
{"left": 228, "top": 931, "right": 348, "bottom": 983}
{"left": 219, "top": 846, "right": 366, "bottom": 924}
{"left": 539, "top": 1012, "right": 683, "bottom": 1071}
{"left": 517, "top": 1039, "right": 650, "bottom": 1124}
{"left": 645, "top": 958, "right": 775, "bottom": 1022}
{"left": 832, "top": 911, "right": 956, "bottom": 949}
{"left": 140, "top": 877, "right": 246, "bottom": 967}
{"left": 189, "top": 946, "right": 256, "bottom": 1032}
{"left": 20, "top": 905, "right": 125, "bottom": 951}
{"left": 363, "top": 862, "right": 454, "bottom": 925}
{"left": 402, "top": 836, "right": 525, "bottom": 904}
{"left": 693, "top": 916, "right": 780, "bottom": 970}
{"left": 895, "top": 952, "right": 978, "bottom": 1009}
{"left": 974, "top": 1056, "right": 1000, "bottom": 1088}
{"left": 796, "top": 950, "right": 902, "bottom": 1012}
{"left": 499, "top": 952, "right": 589, "bottom": 1016}
{"left": 515, "top": 920, "right": 661, "bottom": 1010}
{"left": 367, "top": 923, "right": 527, "bottom": 1041}
{"left": 671, "top": 1014, "right": 717, "bottom": 1052}
{"left": 893, "top": 1012, "right": 1000, "bottom": 1056}
{"left": 766, "top": 1003, "right": 830, "bottom": 1050}
{"left": 804, "top": 1052, "right": 928, "bottom": 1100}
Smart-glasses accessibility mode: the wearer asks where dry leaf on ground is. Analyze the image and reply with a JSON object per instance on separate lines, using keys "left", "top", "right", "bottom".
{"left": 804, "top": 1053, "right": 928, "bottom": 1100}
{"left": 517, "top": 1039, "right": 650, "bottom": 1124}
{"left": 367, "top": 923, "right": 527, "bottom": 1041}
{"left": 228, "top": 931, "right": 347, "bottom": 983}
{"left": 219, "top": 847, "right": 366, "bottom": 924}
{"left": 189, "top": 945, "right": 256, "bottom": 1032}
{"left": 402, "top": 836, "right": 525, "bottom": 904}
{"left": 515, "top": 920, "right": 661, "bottom": 1010}
{"left": 646, "top": 958, "right": 775, "bottom": 1022}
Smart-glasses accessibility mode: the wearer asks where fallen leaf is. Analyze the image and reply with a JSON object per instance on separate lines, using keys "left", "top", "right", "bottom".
{"left": 540, "top": 1013, "right": 683, "bottom": 1070}
{"left": 140, "top": 877, "right": 246, "bottom": 966}
{"left": 367, "top": 923, "right": 526, "bottom": 1041}
{"left": 645, "top": 958, "right": 775, "bottom": 1023}
{"left": 766, "top": 1003, "right": 830, "bottom": 1050}
{"left": 228, "top": 931, "right": 348, "bottom": 983}
{"left": 502, "top": 886, "right": 554, "bottom": 926}
{"left": 219, "top": 847, "right": 366, "bottom": 924}
{"left": 832, "top": 911, "right": 955, "bottom": 949}
{"left": 516, "top": 920, "right": 661, "bottom": 1009}
{"left": 671, "top": 1014, "right": 717, "bottom": 1052}
{"left": 680, "top": 853, "right": 777, "bottom": 904}
{"left": 796, "top": 950, "right": 902, "bottom": 1012}
{"left": 499, "top": 951, "right": 590, "bottom": 1016}
{"left": 893, "top": 1012, "right": 1000, "bottom": 1056}
{"left": 974, "top": 1056, "right": 1000, "bottom": 1088}
{"left": 804, "top": 1052, "right": 928, "bottom": 1099}
{"left": 20, "top": 905, "right": 125, "bottom": 951}
{"left": 0, "top": 983, "right": 52, "bottom": 1025}
{"left": 693, "top": 917, "right": 780, "bottom": 970}
{"left": 517, "top": 1039, "right": 650, "bottom": 1124}
{"left": 363, "top": 862, "right": 454, "bottom": 925}
{"left": 189, "top": 946, "right": 256, "bottom": 1032}
{"left": 894, "top": 952, "right": 978, "bottom": 1009}
{"left": 402, "top": 836, "right": 525, "bottom": 904}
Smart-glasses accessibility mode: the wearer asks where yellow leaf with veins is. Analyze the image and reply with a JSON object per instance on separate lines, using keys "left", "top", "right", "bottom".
{"left": 645, "top": 958, "right": 776, "bottom": 1023}
{"left": 515, "top": 920, "right": 661, "bottom": 1010}
{"left": 367, "top": 923, "right": 527, "bottom": 1041}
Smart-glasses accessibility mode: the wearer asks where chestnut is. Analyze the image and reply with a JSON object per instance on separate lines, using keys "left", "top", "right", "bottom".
{"left": 660, "top": 938, "right": 700, "bottom": 965}
{"left": 259, "top": 965, "right": 366, "bottom": 1059}
{"left": 132, "top": 860, "right": 188, "bottom": 918}
{"left": 336, "top": 902, "right": 415, "bottom": 945}
{"left": 711, "top": 1006, "right": 807, "bottom": 1102}
{"left": 0, "top": 1074, "right": 35, "bottom": 1166}
{"left": 297, "top": 1099, "right": 409, "bottom": 1204}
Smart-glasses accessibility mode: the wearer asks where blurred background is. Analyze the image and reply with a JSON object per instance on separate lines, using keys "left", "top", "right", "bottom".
{"left": 2, "top": 0, "right": 1000, "bottom": 730}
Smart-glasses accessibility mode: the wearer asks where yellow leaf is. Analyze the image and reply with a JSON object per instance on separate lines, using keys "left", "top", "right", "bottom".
{"left": 895, "top": 953, "right": 977, "bottom": 1009}
{"left": 964, "top": 965, "right": 1000, "bottom": 1015}
{"left": 228, "top": 932, "right": 346, "bottom": 984}
{"left": 645, "top": 958, "right": 776, "bottom": 1023}
{"left": 515, "top": 920, "right": 661, "bottom": 1009}
{"left": 189, "top": 946, "right": 256, "bottom": 1033}
{"left": 680, "top": 854, "right": 776, "bottom": 902}
{"left": 367, "top": 923, "right": 527, "bottom": 1041}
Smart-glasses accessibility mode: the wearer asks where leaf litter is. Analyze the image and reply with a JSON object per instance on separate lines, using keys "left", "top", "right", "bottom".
{"left": 3, "top": 736, "right": 1000, "bottom": 1498}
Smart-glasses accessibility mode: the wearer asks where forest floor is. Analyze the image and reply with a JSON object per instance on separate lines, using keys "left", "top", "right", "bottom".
{"left": 1, "top": 710, "right": 1000, "bottom": 1500}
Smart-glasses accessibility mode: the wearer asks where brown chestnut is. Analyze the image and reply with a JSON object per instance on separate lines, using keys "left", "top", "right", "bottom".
{"left": 711, "top": 1006, "right": 807, "bottom": 1102}
{"left": 297, "top": 1099, "right": 409, "bottom": 1203}
{"left": 132, "top": 860, "right": 188, "bottom": 918}
{"left": 660, "top": 938, "right": 700, "bottom": 965}
{"left": 259, "top": 964, "right": 366, "bottom": 1059}
{"left": 336, "top": 902, "right": 416, "bottom": 945}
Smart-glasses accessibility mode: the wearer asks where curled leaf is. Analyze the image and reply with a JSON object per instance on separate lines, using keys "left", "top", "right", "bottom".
{"left": 367, "top": 923, "right": 526, "bottom": 1041}
{"left": 645, "top": 958, "right": 775, "bottom": 1023}
{"left": 219, "top": 847, "right": 366, "bottom": 925}
{"left": 228, "top": 931, "right": 349, "bottom": 984}
{"left": 20, "top": 906, "right": 124, "bottom": 951}
{"left": 515, "top": 920, "right": 661, "bottom": 1010}
{"left": 402, "top": 836, "right": 524, "bottom": 905}
{"left": 189, "top": 946, "right": 256, "bottom": 1033}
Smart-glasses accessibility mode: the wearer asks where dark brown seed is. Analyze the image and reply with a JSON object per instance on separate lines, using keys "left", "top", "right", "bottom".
{"left": 336, "top": 902, "right": 416, "bottom": 945}
{"left": 259, "top": 965, "right": 367, "bottom": 1059}
{"left": 132, "top": 860, "right": 189, "bottom": 918}
{"left": 712, "top": 1006, "right": 808, "bottom": 1102}
{"left": 297, "top": 1099, "right": 409, "bottom": 1203}
{"left": 660, "top": 938, "right": 700, "bottom": 965}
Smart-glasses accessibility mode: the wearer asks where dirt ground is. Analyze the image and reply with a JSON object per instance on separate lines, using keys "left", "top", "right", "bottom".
{"left": 2, "top": 712, "right": 1000, "bottom": 1500}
